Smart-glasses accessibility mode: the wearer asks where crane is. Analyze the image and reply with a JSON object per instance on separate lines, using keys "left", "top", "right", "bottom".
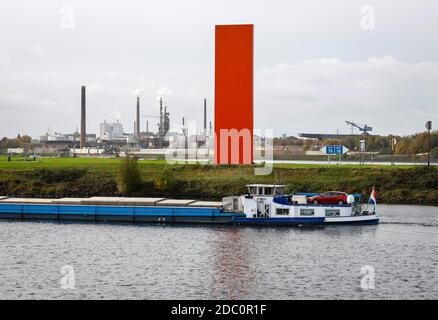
{"left": 345, "top": 121, "right": 373, "bottom": 135}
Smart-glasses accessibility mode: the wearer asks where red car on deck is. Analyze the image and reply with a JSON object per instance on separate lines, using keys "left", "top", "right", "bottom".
{"left": 307, "top": 191, "right": 348, "bottom": 205}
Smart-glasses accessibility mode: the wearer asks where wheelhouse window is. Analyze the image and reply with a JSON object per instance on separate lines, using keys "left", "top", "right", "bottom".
{"left": 325, "top": 209, "right": 340, "bottom": 217}
{"left": 264, "top": 187, "right": 273, "bottom": 195}
{"left": 248, "top": 186, "right": 257, "bottom": 195}
{"left": 275, "top": 187, "right": 285, "bottom": 196}
{"left": 276, "top": 208, "right": 289, "bottom": 216}
{"left": 300, "top": 209, "right": 315, "bottom": 216}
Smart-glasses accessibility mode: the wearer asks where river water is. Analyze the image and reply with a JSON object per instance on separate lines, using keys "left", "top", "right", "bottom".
{"left": 0, "top": 205, "right": 437, "bottom": 300}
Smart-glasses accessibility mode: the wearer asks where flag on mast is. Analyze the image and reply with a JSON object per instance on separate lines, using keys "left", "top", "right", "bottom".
{"left": 369, "top": 186, "right": 377, "bottom": 210}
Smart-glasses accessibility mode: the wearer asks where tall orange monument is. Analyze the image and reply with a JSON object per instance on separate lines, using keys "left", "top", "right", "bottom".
{"left": 214, "top": 24, "right": 254, "bottom": 164}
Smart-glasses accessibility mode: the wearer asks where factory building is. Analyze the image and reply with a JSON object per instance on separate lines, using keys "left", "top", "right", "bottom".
{"left": 39, "top": 132, "right": 74, "bottom": 142}
{"left": 38, "top": 131, "right": 96, "bottom": 145}
{"left": 99, "top": 121, "right": 125, "bottom": 141}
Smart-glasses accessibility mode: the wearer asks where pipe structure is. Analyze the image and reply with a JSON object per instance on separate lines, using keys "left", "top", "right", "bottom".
{"left": 204, "top": 98, "right": 207, "bottom": 131}
{"left": 136, "top": 97, "right": 140, "bottom": 138}
{"left": 80, "top": 86, "right": 86, "bottom": 148}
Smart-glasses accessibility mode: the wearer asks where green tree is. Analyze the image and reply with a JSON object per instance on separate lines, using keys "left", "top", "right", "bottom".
{"left": 116, "top": 156, "right": 143, "bottom": 195}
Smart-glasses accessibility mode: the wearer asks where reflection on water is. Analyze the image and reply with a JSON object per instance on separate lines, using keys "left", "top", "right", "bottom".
{"left": 0, "top": 205, "right": 437, "bottom": 299}
{"left": 209, "top": 227, "right": 254, "bottom": 299}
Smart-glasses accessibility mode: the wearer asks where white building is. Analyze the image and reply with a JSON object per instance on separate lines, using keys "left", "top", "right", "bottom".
{"left": 38, "top": 131, "right": 96, "bottom": 144}
{"left": 39, "top": 132, "right": 73, "bottom": 142}
{"left": 100, "top": 121, "right": 125, "bottom": 141}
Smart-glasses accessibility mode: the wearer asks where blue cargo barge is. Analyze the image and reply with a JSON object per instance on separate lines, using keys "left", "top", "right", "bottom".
{"left": 0, "top": 183, "right": 378, "bottom": 226}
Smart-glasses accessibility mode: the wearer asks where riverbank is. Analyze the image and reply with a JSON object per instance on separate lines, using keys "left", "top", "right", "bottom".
{"left": 0, "top": 158, "right": 437, "bottom": 204}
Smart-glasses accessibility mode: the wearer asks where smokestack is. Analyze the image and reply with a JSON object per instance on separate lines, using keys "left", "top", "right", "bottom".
{"left": 136, "top": 97, "right": 140, "bottom": 137}
{"left": 80, "top": 86, "right": 86, "bottom": 148}
{"left": 204, "top": 98, "right": 207, "bottom": 131}
{"left": 146, "top": 120, "right": 149, "bottom": 134}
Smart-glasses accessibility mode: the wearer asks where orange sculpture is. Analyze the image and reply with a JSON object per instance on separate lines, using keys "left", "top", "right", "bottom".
{"left": 214, "top": 24, "right": 254, "bottom": 164}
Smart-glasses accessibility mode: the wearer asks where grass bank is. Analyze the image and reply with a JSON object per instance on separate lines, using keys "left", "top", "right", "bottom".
{"left": 0, "top": 157, "right": 437, "bottom": 205}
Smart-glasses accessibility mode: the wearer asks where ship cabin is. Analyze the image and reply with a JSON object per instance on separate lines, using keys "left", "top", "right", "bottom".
{"left": 241, "top": 184, "right": 358, "bottom": 219}
{"left": 242, "top": 184, "right": 288, "bottom": 218}
{"left": 245, "top": 184, "right": 286, "bottom": 197}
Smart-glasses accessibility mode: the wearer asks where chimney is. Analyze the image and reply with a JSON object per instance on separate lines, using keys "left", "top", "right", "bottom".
{"left": 204, "top": 98, "right": 207, "bottom": 131}
{"left": 80, "top": 86, "right": 86, "bottom": 148}
{"left": 136, "top": 96, "right": 140, "bottom": 137}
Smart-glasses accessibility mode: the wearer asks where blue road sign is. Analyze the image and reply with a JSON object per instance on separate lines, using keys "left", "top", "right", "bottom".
{"left": 321, "top": 145, "right": 349, "bottom": 155}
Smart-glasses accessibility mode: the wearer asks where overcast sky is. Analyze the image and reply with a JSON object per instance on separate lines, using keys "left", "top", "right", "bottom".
{"left": 0, "top": 0, "right": 437, "bottom": 138}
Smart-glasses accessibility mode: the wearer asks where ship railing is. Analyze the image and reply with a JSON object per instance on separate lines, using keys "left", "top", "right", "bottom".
{"left": 353, "top": 203, "right": 375, "bottom": 216}
{"left": 352, "top": 203, "right": 363, "bottom": 216}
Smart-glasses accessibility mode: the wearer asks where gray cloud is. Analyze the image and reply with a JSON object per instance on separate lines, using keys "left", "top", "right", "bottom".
{"left": 255, "top": 57, "right": 438, "bottom": 136}
{"left": 0, "top": 0, "right": 437, "bottom": 138}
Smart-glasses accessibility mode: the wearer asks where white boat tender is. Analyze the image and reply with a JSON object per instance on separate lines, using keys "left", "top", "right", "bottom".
{"left": 223, "top": 184, "right": 379, "bottom": 225}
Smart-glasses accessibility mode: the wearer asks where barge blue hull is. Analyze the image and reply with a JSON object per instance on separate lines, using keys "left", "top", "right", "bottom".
{"left": 0, "top": 203, "right": 326, "bottom": 226}
{"left": 0, "top": 203, "right": 240, "bottom": 224}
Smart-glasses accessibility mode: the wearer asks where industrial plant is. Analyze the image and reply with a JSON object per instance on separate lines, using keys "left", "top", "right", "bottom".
{"left": 23, "top": 85, "right": 214, "bottom": 158}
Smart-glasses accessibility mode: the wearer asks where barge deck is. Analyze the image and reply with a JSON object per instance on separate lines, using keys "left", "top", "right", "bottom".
{"left": 0, "top": 196, "right": 244, "bottom": 224}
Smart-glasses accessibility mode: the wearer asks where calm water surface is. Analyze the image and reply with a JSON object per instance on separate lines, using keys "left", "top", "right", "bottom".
{"left": 0, "top": 204, "right": 437, "bottom": 299}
